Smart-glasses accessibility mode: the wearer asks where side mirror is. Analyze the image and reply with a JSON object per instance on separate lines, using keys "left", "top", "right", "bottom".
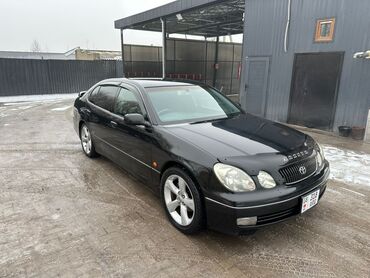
{"left": 78, "top": 91, "right": 87, "bottom": 98}
{"left": 124, "top": 113, "right": 151, "bottom": 127}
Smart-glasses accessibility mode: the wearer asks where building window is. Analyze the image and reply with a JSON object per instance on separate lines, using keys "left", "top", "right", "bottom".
{"left": 315, "top": 18, "right": 336, "bottom": 42}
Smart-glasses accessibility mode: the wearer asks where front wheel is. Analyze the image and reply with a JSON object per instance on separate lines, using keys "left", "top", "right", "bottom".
{"left": 161, "top": 167, "right": 204, "bottom": 234}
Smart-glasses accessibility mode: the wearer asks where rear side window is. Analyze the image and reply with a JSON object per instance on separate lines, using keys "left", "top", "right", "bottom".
{"left": 89, "top": 86, "right": 100, "bottom": 103}
{"left": 89, "top": 85, "right": 118, "bottom": 112}
{"left": 114, "top": 88, "right": 143, "bottom": 116}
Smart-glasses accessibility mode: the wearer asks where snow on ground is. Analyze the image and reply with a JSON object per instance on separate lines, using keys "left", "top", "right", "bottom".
{"left": 323, "top": 145, "right": 370, "bottom": 188}
{"left": 51, "top": 106, "right": 72, "bottom": 111}
{"left": 0, "top": 94, "right": 77, "bottom": 117}
{"left": 0, "top": 93, "right": 77, "bottom": 104}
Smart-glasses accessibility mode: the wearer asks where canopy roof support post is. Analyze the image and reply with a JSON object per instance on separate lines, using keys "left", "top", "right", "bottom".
{"left": 120, "top": 29, "right": 125, "bottom": 77}
{"left": 161, "top": 18, "right": 167, "bottom": 79}
{"left": 213, "top": 26, "right": 220, "bottom": 87}
{"left": 204, "top": 36, "right": 208, "bottom": 83}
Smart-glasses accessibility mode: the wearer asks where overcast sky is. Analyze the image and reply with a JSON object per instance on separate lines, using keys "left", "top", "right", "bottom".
{"left": 0, "top": 0, "right": 175, "bottom": 52}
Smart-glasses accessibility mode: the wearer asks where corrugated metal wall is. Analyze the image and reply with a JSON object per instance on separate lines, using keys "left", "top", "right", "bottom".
{"left": 0, "top": 39, "right": 242, "bottom": 97}
{"left": 167, "top": 39, "right": 242, "bottom": 96}
{"left": 123, "top": 44, "right": 162, "bottom": 77}
{"left": 123, "top": 39, "right": 242, "bottom": 96}
{"left": 242, "top": 0, "right": 370, "bottom": 129}
{"left": 0, "top": 59, "right": 117, "bottom": 96}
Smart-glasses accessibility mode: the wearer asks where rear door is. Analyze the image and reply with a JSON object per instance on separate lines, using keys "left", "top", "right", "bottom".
{"left": 87, "top": 85, "right": 120, "bottom": 157}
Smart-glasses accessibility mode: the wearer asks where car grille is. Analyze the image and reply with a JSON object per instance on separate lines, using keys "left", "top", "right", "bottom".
{"left": 279, "top": 156, "right": 317, "bottom": 185}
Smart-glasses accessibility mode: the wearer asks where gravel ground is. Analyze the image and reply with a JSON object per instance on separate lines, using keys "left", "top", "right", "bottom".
{"left": 0, "top": 98, "right": 369, "bottom": 278}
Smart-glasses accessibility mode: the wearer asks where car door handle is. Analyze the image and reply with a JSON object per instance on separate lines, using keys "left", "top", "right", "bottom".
{"left": 110, "top": 121, "right": 118, "bottom": 128}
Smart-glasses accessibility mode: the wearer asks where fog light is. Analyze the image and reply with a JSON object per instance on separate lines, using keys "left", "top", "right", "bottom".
{"left": 237, "top": 216, "right": 257, "bottom": 226}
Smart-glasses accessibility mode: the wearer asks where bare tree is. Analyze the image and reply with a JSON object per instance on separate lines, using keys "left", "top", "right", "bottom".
{"left": 30, "top": 40, "right": 42, "bottom": 52}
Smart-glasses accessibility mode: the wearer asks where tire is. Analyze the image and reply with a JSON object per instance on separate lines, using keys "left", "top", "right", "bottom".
{"left": 161, "top": 167, "right": 204, "bottom": 234}
{"left": 80, "top": 123, "right": 99, "bottom": 158}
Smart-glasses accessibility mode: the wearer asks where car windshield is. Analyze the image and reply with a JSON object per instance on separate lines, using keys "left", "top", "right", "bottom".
{"left": 146, "top": 85, "right": 242, "bottom": 124}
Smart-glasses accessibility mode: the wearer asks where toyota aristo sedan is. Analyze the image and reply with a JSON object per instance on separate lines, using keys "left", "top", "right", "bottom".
{"left": 73, "top": 78, "right": 329, "bottom": 235}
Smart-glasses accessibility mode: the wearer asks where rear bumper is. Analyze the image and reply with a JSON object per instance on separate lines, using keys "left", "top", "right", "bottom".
{"left": 205, "top": 163, "right": 329, "bottom": 235}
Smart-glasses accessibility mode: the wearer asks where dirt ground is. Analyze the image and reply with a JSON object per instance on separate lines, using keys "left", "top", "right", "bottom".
{"left": 0, "top": 98, "right": 369, "bottom": 277}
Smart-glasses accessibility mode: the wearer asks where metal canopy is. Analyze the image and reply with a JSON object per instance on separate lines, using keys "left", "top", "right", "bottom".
{"left": 114, "top": 0, "right": 245, "bottom": 37}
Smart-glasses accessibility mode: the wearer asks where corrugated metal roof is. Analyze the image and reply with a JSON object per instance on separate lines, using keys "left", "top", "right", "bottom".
{"left": 114, "top": 0, "right": 245, "bottom": 37}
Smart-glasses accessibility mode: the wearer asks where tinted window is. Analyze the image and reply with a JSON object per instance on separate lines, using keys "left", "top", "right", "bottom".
{"left": 88, "top": 86, "right": 100, "bottom": 103}
{"left": 146, "top": 85, "right": 241, "bottom": 124}
{"left": 114, "top": 88, "right": 143, "bottom": 116}
{"left": 90, "top": 86, "right": 118, "bottom": 112}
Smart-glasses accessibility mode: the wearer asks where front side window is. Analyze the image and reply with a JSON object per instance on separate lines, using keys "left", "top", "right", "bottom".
{"left": 114, "top": 88, "right": 143, "bottom": 116}
{"left": 146, "top": 85, "right": 241, "bottom": 124}
{"left": 89, "top": 85, "right": 118, "bottom": 112}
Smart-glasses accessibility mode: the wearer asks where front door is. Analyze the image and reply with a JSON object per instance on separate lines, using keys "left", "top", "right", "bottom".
{"left": 288, "top": 52, "right": 343, "bottom": 130}
{"left": 110, "top": 86, "right": 153, "bottom": 184}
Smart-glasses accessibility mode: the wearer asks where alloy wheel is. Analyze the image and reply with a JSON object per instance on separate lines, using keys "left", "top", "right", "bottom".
{"left": 164, "top": 174, "right": 195, "bottom": 226}
{"left": 81, "top": 125, "right": 92, "bottom": 155}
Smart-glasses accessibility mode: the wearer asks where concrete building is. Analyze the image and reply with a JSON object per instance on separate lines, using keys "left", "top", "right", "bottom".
{"left": 115, "top": 0, "right": 370, "bottom": 134}
{"left": 75, "top": 48, "right": 122, "bottom": 60}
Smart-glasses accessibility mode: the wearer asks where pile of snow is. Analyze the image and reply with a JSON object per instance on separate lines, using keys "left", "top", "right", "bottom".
{"left": 323, "top": 145, "right": 370, "bottom": 188}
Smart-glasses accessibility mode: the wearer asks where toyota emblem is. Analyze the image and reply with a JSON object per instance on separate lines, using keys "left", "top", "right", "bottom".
{"left": 299, "top": 166, "right": 307, "bottom": 175}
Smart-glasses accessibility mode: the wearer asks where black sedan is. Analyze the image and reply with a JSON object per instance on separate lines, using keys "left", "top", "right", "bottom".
{"left": 73, "top": 78, "right": 329, "bottom": 235}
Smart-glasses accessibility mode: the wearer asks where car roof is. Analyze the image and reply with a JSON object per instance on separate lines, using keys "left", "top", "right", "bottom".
{"left": 100, "top": 78, "right": 196, "bottom": 88}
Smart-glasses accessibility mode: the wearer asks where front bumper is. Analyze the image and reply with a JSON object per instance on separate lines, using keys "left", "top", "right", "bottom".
{"left": 205, "top": 163, "right": 329, "bottom": 235}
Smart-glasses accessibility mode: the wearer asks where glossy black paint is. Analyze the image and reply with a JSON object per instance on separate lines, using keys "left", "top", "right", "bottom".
{"left": 73, "top": 78, "right": 329, "bottom": 235}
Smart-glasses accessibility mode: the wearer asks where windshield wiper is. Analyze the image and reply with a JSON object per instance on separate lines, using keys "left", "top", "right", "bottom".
{"left": 190, "top": 117, "right": 227, "bottom": 125}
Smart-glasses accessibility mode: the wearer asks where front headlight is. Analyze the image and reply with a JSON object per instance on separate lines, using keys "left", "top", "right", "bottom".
{"left": 213, "top": 163, "right": 256, "bottom": 192}
{"left": 257, "top": 171, "right": 276, "bottom": 189}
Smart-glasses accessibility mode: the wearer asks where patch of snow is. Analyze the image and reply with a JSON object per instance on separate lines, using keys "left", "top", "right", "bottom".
{"left": 51, "top": 106, "right": 72, "bottom": 111}
{"left": 51, "top": 214, "right": 60, "bottom": 220}
{"left": 3, "top": 102, "right": 36, "bottom": 106}
{"left": 18, "top": 105, "right": 33, "bottom": 110}
{"left": 323, "top": 145, "right": 370, "bottom": 188}
{"left": 340, "top": 187, "right": 366, "bottom": 197}
{"left": 8, "top": 105, "right": 34, "bottom": 111}
{"left": 0, "top": 93, "right": 77, "bottom": 104}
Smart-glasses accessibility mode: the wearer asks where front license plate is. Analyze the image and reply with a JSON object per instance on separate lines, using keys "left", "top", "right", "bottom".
{"left": 301, "top": 189, "right": 320, "bottom": 213}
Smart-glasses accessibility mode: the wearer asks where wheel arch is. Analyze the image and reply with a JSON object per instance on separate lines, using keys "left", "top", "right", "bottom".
{"left": 160, "top": 161, "right": 200, "bottom": 189}
{"left": 160, "top": 160, "right": 207, "bottom": 221}
{"left": 78, "top": 120, "right": 86, "bottom": 139}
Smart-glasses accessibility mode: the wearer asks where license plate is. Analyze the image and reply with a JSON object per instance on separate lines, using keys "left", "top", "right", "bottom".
{"left": 301, "top": 189, "right": 320, "bottom": 213}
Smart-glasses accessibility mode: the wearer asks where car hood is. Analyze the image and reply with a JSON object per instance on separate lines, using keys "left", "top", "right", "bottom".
{"left": 165, "top": 114, "right": 311, "bottom": 162}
